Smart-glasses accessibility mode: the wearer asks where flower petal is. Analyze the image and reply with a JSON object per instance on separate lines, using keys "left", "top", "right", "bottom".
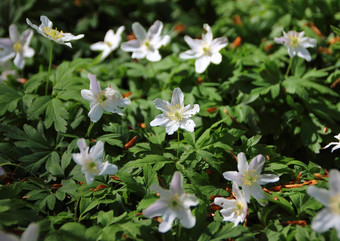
{"left": 14, "top": 53, "right": 24, "bottom": 69}
{"left": 183, "top": 194, "right": 199, "bottom": 208}
{"left": 249, "top": 184, "right": 266, "bottom": 205}
{"left": 146, "top": 50, "right": 161, "bottom": 62}
{"left": 259, "top": 174, "right": 279, "bottom": 185}
{"left": 132, "top": 22, "right": 147, "bottom": 41}
{"left": 23, "top": 47, "right": 35, "bottom": 58}
{"left": 9, "top": 24, "right": 19, "bottom": 42}
{"left": 98, "top": 162, "right": 118, "bottom": 175}
{"left": 195, "top": 56, "right": 210, "bottom": 73}
{"left": 329, "top": 169, "right": 340, "bottom": 194}
{"left": 202, "top": 24, "right": 213, "bottom": 43}
{"left": 131, "top": 49, "right": 147, "bottom": 59}
{"left": 312, "top": 208, "right": 338, "bottom": 233}
{"left": 143, "top": 199, "right": 168, "bottom": 218}
{"left": 307, "top": 186, "right": 331, "bottom": 206}
{"left": 89, "top": 141, "right": 104, "bottom": 161}
{"left": 223, "top": 171, "right": 242, "bottom": 184}
{"left": 40, "top": 16, "right": 53, "bottom": 28}
{"left": 21, "top": 223, "right": 39, "bottom": 241}
{"left": 81, "top": 89, "right": 95, "bottom": 102}
{"left": 170, "top": 171, "right": 184, "bottom": 195}
{"left": 301, "top": 37, "right": 317, "bottom": 48}
{"left": 183, "top": 104, "right": 200, "bottom": 117}
{"left": 121, "top": 40, "right": 141, "bottom": 52}
{"left": 171, "top": 87, "right": 184, "bottom": 107}
{"left": 179, "top": 49, "right": 201, "bottom": 59}
{"left": 165, "top": 121, "right": 179, "bottom": 135}
{"left": 178, "top": 209, "right": 196, "bottom": 229}
{"left": 180, "top": 118, "right": 195, "bottom": 132}
{"left": 0, "top": 232, "right": 18, "bottom": 241}
{"left": 84, "top": 172, "right": 95, "bottom": 184}
{"left": 249, "top": 154, "right": 265, "bottom": 175}
{"left": 88, "top": 103, "right": 103, "bottom": 122}
{"left": 77, "top": 138, "right": 87, "bottom": 152}
{"left": 184, "top": 35, "right": 202, "bottom": 50}
{"left": 90, "top": 42, "right": 105, "bottom": 51}
{"left": 154, "top": 98, "right": 170, "bottom": 112}
{"left": 211, "top": 37, "right": 228, "bottom": 51}
{"left": 147, "top": 20, "right": 163, "bottom": 38}
{"left": 237, "top": 152, "right": 249, "bottom": 173}
{"left": 158, "top": 209, "right": 176, "bottom": 233}
{"left": 88, "top": 74, "right": 101, "bottom": 94}
{"left": 296, "top": 46, "right": 311, "bottom": 61}
{"left": 150, "top": 114, "right": 169, "bottom": 127}
{"left": 210, "top": 52, "right": 222, "bottom": 64}
{"left": 72, "top": 153, "right": 83, "bottom": 166}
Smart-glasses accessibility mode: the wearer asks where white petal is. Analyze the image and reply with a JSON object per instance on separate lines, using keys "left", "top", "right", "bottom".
{"left": 21, "top": 29, "right": 34, "bottom": 46}
{"left": 158, "top": 209, "right": 176, "bottom": 233}
{"left": 296, "top": 47, "right": 311, "bottom": 61}
{"left": 170, "top": 171, "right": 184, "bottom": 195}
{"left": 98, "top": 162, "right": 118, "bottom": 175}
{"left": 90, "top": 42, "right": 106, "bottom": 51}
{"left": 81, "top": 89, "right": 95, "bottom": 102}
{"left": 202, "top": 24, "right": 213, "bottom": 43}
{"left": 210, "top": 52, "right": 222, "bottom": 64}
{"left": 14, "top": 53, "right": 25, "bottom": 69}
{"left": 26, "top": 18, "right": 40, "bottom": 33}
{"left": 249, "top": 185, "right": 266, "bottom": 205}
{"left": 72, "top": 153, "right": 84, "bottom": 166}
{"left": 179, "top": 50, "right": 201, "bottom": 60}
{"left": 88, "top": 103, "right": 103, "bottom": 122}
{"left": 88, "top": 74, "right": 101, "bottom": 94}
{"left": 214, "top": 198, "right": 236, "bottom": 209}
{"left": 121, "top": 40, "right": 141, "bottom": 52}
{"left": 104, "top": 29, "right": 115, "bottom": 43}
{"left": 182, "top": 194, "right": 199, "bottom": 208}
{"left": 21, "top": 223, "right": 39, "bottom": 241}
{"left": 165, "top": 121, "right": 179, "bottom": 135}
{"left": 258, "top": 174, "right": 279, "bottom": 185}
{"left": 307, "top": 186, "right": 331, "bottom": 206}
{"left": 329, "top": 169, "right": 340, "bottom": 194}
{"left": 223, "top": 171, "right": 242, "bottom": 184}
{"left": 331, "top": 144, "right": 340, "bottom": 152}
{"left": 195, "top": 56, "right": 210, "bottom": 74}
{"left": 62, "top": 33, "right": 84, "bottom": 41}
{"left": 0, "top": 50, "right": 15, "bottom": 63}
{"left": 150, "top": 184, "right": 171, "bottom": 198}
{"left": 312, "top": 208, "right": 338, "bottom": 233}
{"left": 0, "top": 232, "right": 18, "bottom": 241}
{"left": 211, "top": 37, "right": 228, "bottom": 51}
{"left": 84, "top": 172, "right": 95, "bottom": 184}
{"left": 159, "top": 35, "right": 170, "bottom": 47}
{"left": 232, "top": 181, "right": 243, "bottom": 200}
{"left": 116, "top": 26, "right": 125, "bottom": 36}
{"left": 242, "top": 185, "right": 251, "bottom": 203}
{"left": 237, "top": 152, "right": 249, "bottom": 173}
{"left": 301, "top": 37, "right": 317, "bottom": 48}
{"left": 77, "top": 138, "right": 87, "bottom": 151}
{"left": 143, "top": 200, "right": 167, "bottom": 218}
{"left": 23, "top": 47, "right": 35, "bottom": 58}
{"left": 132, "top": 22, "right": 147, "bottom": 41}
{"left": 249, "top": 154, "right": 265, "bottom": 175}
{"left": 178, "top": 209, "right": 196, "bottom": 229}
{"left": 171, "top": 88, "right": 184, "bottom": 107}
{"left": 0, "top": 38, "right": 13, "bottom": 48}
{"left": 40, "top": 16, "right": 53, "bottom": 28}
{"left": 183, "top": 104, "right": 200, "bottom": 117}
{"left": 288, "top": 47, "right": 296, "bottom": 59}
{"left": 180, "top": 119, "right": 195, "bottom": 132}
{"left": 274, "top": 36, "right": 286, "bottom": 44}
{"left": 150, "top": 114, "right": 169, "bottom": 127}
{"left": 148, "top": 20, "right": 163, "bottom": 38}
{"left": 131, "top": 49, "right": 147, "bottom": 59}
{"left": 89, "top": 141, "right": 104, "bottom": 160}
{"left": 184, "top": 35, "right": 202, "bottom": 50}
{"left": 146, "top": 50, "right": 161, "bottom": 62}
{"left": 9, "top": 24, "right": 19, "bottom": 42}
{"left": 154, "top": 98, "right": 170, "bottom": 112}
{"left": 101, "top": 48, "right": 112, "bottom": 60}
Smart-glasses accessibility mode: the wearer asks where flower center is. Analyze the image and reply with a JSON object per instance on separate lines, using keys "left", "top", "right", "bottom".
{"left": 330, "top": 195, "right": 340, "bottom": 215}
{"left": 167, "top": 104, "right": 184, "bottom": 122}
{"left": 144, "top": 40, "right": 150, "bottom": 48}
{"left": 85, "top": 159, "right": 99, "bottom": 174}
{"left": 105, "top": 41, "right": 112, "bottom": 47}
{"left": 43, "top": 27, "right": 63, "bottom": 40}
{"left": 96, "top": 91, "right": 108, "bottom": 106}
{"left": 234, "top": 201, "right": 244, "bottom": 216}
{"left": 13, "top": 41, "right": 22, "bottom": 52}
{"left": 168, "top": 193, "right": 182, "bottom": 209}
{"left": 289, "top": 34, "right": 300, "bottom": 47}
{"left": 242, "top": 169, "right": 259, "bottom": 186}
{"left": 202, "top": 45, "right": 211, "bottom": 55}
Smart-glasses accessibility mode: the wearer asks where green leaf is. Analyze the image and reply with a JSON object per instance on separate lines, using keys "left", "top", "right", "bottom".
{"left": 44, "top": 98, "right": 69, "bottom": 132}
{"left": 0, "top": 83, "right": 22, "bottom": 115}
{"left": 27, "top": 96, "right": 51, "bottom": 120}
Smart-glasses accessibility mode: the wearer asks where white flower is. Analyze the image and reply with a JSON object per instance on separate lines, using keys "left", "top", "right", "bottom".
{"left": 81, "top": 74, "right": 131, "bottom": 122}
{"left": 324, "top": 134, "right": 340, "bottom": 152}
{"left": 0, "top": 24, "right": 34, "bottom": 69}
{"left": 26, "top": 15, "right": 84, "bottom": 48}
{"left": 179, "top": 24, "right": 228, "bottom": 74}
{"left": 223, "top": 152, "right": 279, "bottom": 206}
{"left": 0, "top": 223, "right": 39, "bottom": 241}
{"left": 90, "top": 26, "right": 125, "bottom": 60}
{"left": 121, "top": 20, "right": 170, "bottom": 62}
{"left": 274, "top": 30, "right": 317, "bottom": 61}
{"left": 0, "top": 166, "right": 5, "bottom": 176}
{"left": 150, "top": 87, "right": 200, "bottom": 135}
{"left": 214, "top": 182, "right": 247, "bottom": 227}
{"left": 72, "top": 138, "right": 118, "bottom": 184}
{"left": 143, "top": 171, "right": 199, "bottom": 233}
{"left": 307, "top": 169, "right": 340, "bottom": 239}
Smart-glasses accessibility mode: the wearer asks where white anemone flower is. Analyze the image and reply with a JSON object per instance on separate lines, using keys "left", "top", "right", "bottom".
{"left": 307, "top": 169, "right": 340, "bottom": 239}
{"left": 26, "top": 15, "right": 84, "bottom": 48}
{"left": 223, "top": 152, "right": 279, "bottom": 206}
{"left": 324, "top": 134, "right": 340, "bottom": 152}
{"left": 274, "top": 30, "right": 317, "bottom": 62}
{"left": 179, "top": 24, "right": 228, "bottom": 74}
{"left": 81, "top": 74, "right": 131, "bottom": 122}
{"left": 90, "top": 26, "right": 125, "bottom": 60}
{"left": 143, "top": 171, "right": 199, "bottom": 233}
{"left": 0, "top": 223, "right": 39, "bottom": 241}
{"left": 72, "top": 138, "right": 118, "bottom": 184}
{"left": 121, "top": 20, "right": 170, "bottom": 62}
{"left": 150, "top": 87, "right": 200, "bottom": 135}
{"left": 0, "top": 24, "right": 34, "bottom": 69}
{"left": 214, "top": 182, "right": 248, "bottom": 227}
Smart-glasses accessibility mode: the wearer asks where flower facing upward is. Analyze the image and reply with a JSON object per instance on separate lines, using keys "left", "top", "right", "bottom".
{"left": 121, "top": 20, "right": 170, "bottom": 62}
{"left": 274, "top": 31, "right": 317, "bottom": 61}
{"left": 179, "top": 24, "right": 228, "bottom": 74}
{"left": 307, "top": 169, "right": 340, "bottom": 239}
{"left": 81, "top": 74, "right": 131, "bottom": 122}
{"left": 214, "top": 182, "right": 248, "bottom": 227}
{"left": 150, "top": 87, "right": 200, "bottom": 135}
{"left": 90, "top": 26, "right": 125, "bottom": 60}
{"left": 324, "top": 134, "right": 340, "bottom": 152}
{"left": 0, "top": 24, "right": 34, "bottom": 69}
{"left": 223, "top": 152, "right": 279, "bottom": 206}
{"left": 72, "top": 139, "right": 118, "bottom": 184}
{"left": 0, "top": 223, "right": 39, "bottom": 241}
{"left": 26, "top": 15, "right": 84, "bottom": 48}
{"left": 143, "top": 171, "right": 199, "bottom": 233}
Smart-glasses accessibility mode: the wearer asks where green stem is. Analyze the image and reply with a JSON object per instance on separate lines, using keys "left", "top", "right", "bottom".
{"left": 177, "top": 224, "right": 182, "bottom": 239}
{"left": 85, "top": 122, "right": 95, "bottom": 138}
{"left": 74, "top": 184, "right": 84, "bottom": 222}
{"left": 0, "top": 163, "right": 39, "bottom": 179}
{"left": 285, "top": 57, "right": 293, "bottom": 78}
{"left": 177, "top": 129, "right": 180, "bottom": 160}
{"left": 46, "top": 40, "right": 53, "bottom": 95}
{"left": 149, "top": 62, "right": 156, "bottom": 78}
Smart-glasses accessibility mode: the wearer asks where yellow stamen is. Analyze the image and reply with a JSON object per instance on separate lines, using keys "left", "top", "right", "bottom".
{"left": 13, "top": 41, "right": 22, "bottom": 52}
{"left": 202, "top": 45, "right": 211, "bottom": 55}
{"left": 96, "top": 91, "right": 108, "bottom": 106}
{"left": 330, "top": 195, "right": 340, "bottom": 215}
{"left": 289, "top": 34, "right": 299, "bottom": 47}
{"left": 242, "top": 170, "right": 259, "bottom": 186}
{"left": 43, "top": 27, "right": 63, "bottom": 40}
{"left": 167, "top": 104, "right": 184, "bottom": 122}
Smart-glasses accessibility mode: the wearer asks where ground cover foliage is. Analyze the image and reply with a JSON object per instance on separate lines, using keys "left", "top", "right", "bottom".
{"left": 1, "top": 0, "right": 340, "bottom": 240}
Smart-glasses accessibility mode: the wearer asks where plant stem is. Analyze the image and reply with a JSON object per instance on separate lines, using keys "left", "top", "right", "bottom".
{"left": 177, "top": 224, "right": 182, "bottom": 239}
{"left": 0, "top": 163, "right": 38, "bottom": 179}
{"left": 86, "top": 122, "right": 95, "bottom": 138}
{"left": 74, "top": 184, "right": 84, "bottom": 222}
{"left": 46, "top": 40, "right": 53, "bottom": 95}
{"left": 285, "top": 57, "right": 293, "bottom": 78}
{"left": 177, "top": 129, "right": 180, "bottom": 160}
